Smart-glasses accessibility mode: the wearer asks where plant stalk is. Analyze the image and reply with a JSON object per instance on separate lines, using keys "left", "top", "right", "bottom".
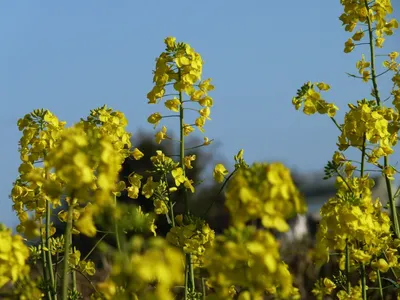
{"left": 179, "top": 69, "right": 196, "bottom": 295}
{"left": 61, "top": 204, "right": 74, "bottom": 300}
{"left": 364, "top": 0, "right": 400, "bottom": 238}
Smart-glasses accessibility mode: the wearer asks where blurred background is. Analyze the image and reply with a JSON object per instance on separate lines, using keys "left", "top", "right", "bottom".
{"left": 1, "top": 1, "right": 399, "bottom": 230}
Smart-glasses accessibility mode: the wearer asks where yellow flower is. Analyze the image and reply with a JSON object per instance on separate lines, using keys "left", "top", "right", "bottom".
{"left": 199, "top": 78, "right": 215, "bottom": 92}
{"left": 165, "top": 98, "right": 181, "bottom": 112}
{"left": 352, "top": 30, "right": 364, "bottom": 41}
{"left": 213, "top": 163, "right": 228, "bottom": 183}
{"left": 195, "top": 116, "right": 206, "bottom": 132}
{"left": 75, "top": 204, "right": 97, "bottom": 237}
{"left": 203, "top": 137, "right": 212, "bottom": 145}
{"left": 164, "top": 36, "right": 176, "bottom": 49}
{"left": 184, "top": 155, "right": 196, "bottom": 169}
{"left": 142, "top": 177, "right": 158, "bottom": 199}
{"left": 376, "top": 37, "right": 385, "bottom": 48}
{"left": 132, "top": 148, "right": 144, "bottom": 160}
{"left": 0, "top": 225, "right": 30, "bottom": 289}
{"left": 183, "top": 124, "right": 194, "bottom": 136}
{"left": 383, "top": 165, "right": 396, "bottom": 180}
{"left": 184, "top": 178, "right": 195, "bottom": 193}
{"left": 171, "top": 168, "right": 186, "bottom": 186}
{"left": 127, "top": 173, "right": 143, "bottom": 199}
{"left": 372, "top": 258, "right": 390, "bottom": 273}
{"left": 155, "top": 126, "right": 169, "bottom": 144}
{"left": 344, "top": 38, "right": 355, "bottom": 53}
{"left": 147, "top": 112, "right": 162, "bottom": 127}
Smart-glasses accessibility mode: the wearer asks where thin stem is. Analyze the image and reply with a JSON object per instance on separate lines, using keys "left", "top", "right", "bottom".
{"left": 377, "top": 269, "right": 384, "bottom": 300}
{"left": 179, "top": 69, "right": 195, "bottom": 295}
{"left": 54, "top": 252, "right": 59, "bottom": 290}
{"left": 361, "top": 263, "right": 367, "bottom": 300}
{"left": 46, "top": 199, "right": 56, "bottom": 299}
{"left": 364, "top": 0, "right": 381, "bottom": 105}
{"left": 164, "top": 173, "right": 175, "bottom": 228}
{"left": 39, "top": 215, "right": 52, "bottom": 300}
{"left": 73, "top": 268, "right": 100, "bottom": 295}
{"left": 61, "top": 204, "right": 74, "bottom": 300}
{"left": 384, "top": 156, "right": 400, "bottom": 238}
{"left": 360, "top": 136, "right": 367, "bottom": 300}
{"left": 364, "top": 0, "right": 400, "bottom": 238}
{"left": 345, "top": 241, "right": 351, "bottom": 293}
{"left": 72, "top": 268, "right": 77, "bottom": 294}
{"left": 330, "top": 117, "right": 342, "bottom": 131}
{"left": 185, "top": 140, "right": 214, "bottom": 151}
{"left": 202, "top": 168, "right": 238, "bottom": 218}
{"left": 83, "top": 233, "right": 109, "bottom": 261}
{"left": 114, "top": 195, "right": 121, "bottom": 253}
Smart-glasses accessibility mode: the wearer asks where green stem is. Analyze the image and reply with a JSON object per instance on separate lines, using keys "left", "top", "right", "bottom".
{"left": 364, "top": 0, "right": 381, "bottom": 106}
{"left": 114, "top": 195, "right": 121, "bottom": 252}
{"left": 364, "top": 0, "right": 400, "bottom": 239}
{"left": 54, "top": 252, "right": 59, "bottom": 290}
{"left": 46, "top": 200, "right": 56, "bottom": 299}
{"left": 360, "top": 136, "right": 367, "bottom": 299}
{"left": 61, "top": 204, "right": 74, "bottom": 300}
{"left": 179, "top": 69, "right": 195, "bottom": 295}
{"left": 184, "top": 262, "right": 188, "bottom": 300}
{"left": 345, "top": 241, "right": 351, "bottom": 293}
{"left": 202, "top": 168, "right": 238, "bottom": 218}
{"left": 330, "top": 117, "right": 342, "bottom": 131}
{"left": 164, "top": 173, "right": 175, "bottom": 227}
{"left": 377, "top": 269, "right": 384, "bottom": 300}
{"left": 384, "top": 156, "right": 400, "bottom": 238}
{"left": 39, "top": 216, "right": 52, "bottom": 300}
{"left": 361, "top": 263, "right": 367, "bottom": 300}
{"left": 83, "top": 233, "right": 109, "bottom": 262}
{"left": 72, "top": 269, "right": 77, "bottom": 294}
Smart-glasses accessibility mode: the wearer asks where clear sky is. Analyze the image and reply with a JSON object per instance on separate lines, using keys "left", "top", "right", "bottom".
{"left": 1, "top": 1, "right": 399, "bottom": 228}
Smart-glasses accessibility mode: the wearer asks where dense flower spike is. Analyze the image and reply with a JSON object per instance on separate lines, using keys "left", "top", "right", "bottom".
{"left": 95, "top": 236, "right": 184, "bottom": 300}
{"left": 12, "top": 109, "right": 66, "bottom": 235}
{"left": 339, "top": 0, "right": 398, "bottom": 52}
{"left": 315, "top": 176, "right": 392, "bottom": 266}
{"left": 204, "top": 226, "right": 300, "bottom": 299}
{"left": 0, "top": 225, "right": 30, "bottom": 288}
{"left": 45, "top": 123, "right": 122, "bottom": 208}
{"left": 146, "top": 36, "right": 214, "bottom": 142}
{"left": 225, "top": 162, "right": 307, "bottom": 230}
{"left": 166, "top": 215, "right": 215, "bottom": 268}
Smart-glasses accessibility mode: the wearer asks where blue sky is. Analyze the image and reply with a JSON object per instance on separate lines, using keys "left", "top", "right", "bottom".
{"left": 1, "top": 1, "right": 399, "bottom": 228}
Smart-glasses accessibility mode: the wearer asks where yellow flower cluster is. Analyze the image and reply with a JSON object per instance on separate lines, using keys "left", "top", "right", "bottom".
{"left": 45, "top": 124, "right": 121, "bottom": 207}
{"left": 147, "top": 36, "right": 214, "bottom": 140}
{"left": 337, "top": 99, "right": 398, "bottom": 164}
{"left": 12, "top": 109, "right": 65, "bottom": 236}
{"left": 340, "top": 0, "right": 398, "bottom": 52}
{"left": 225, "top": 162, "right": 307, "bottom": 231}
{"left": 292, "top": 81, "right": 338, "bottom": 117}
{"left": 68, "top": 248, "right": 96, "bottom": 276}
{"left": 204, "top": 226, "right": 299, "bottom": 299}
{"left": 83, "top": 105, "right": 133, "bottom": 161}
{"left": 96, "top": 236, "right": 184, "bottom": 300}
{"left": 315, "top": 176, "right": 392, "bottom": 266}
{"left": 166, "top": 215, "right": 215, "bottom": 268}
{"left": 312, "top": 278, "right": 337, "bottom": 300}
{"left": 336, "top": 283, "right": 362, "bottom": 300}
{"left": 0, "top": 225, "right": 30, "bottom": 288}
